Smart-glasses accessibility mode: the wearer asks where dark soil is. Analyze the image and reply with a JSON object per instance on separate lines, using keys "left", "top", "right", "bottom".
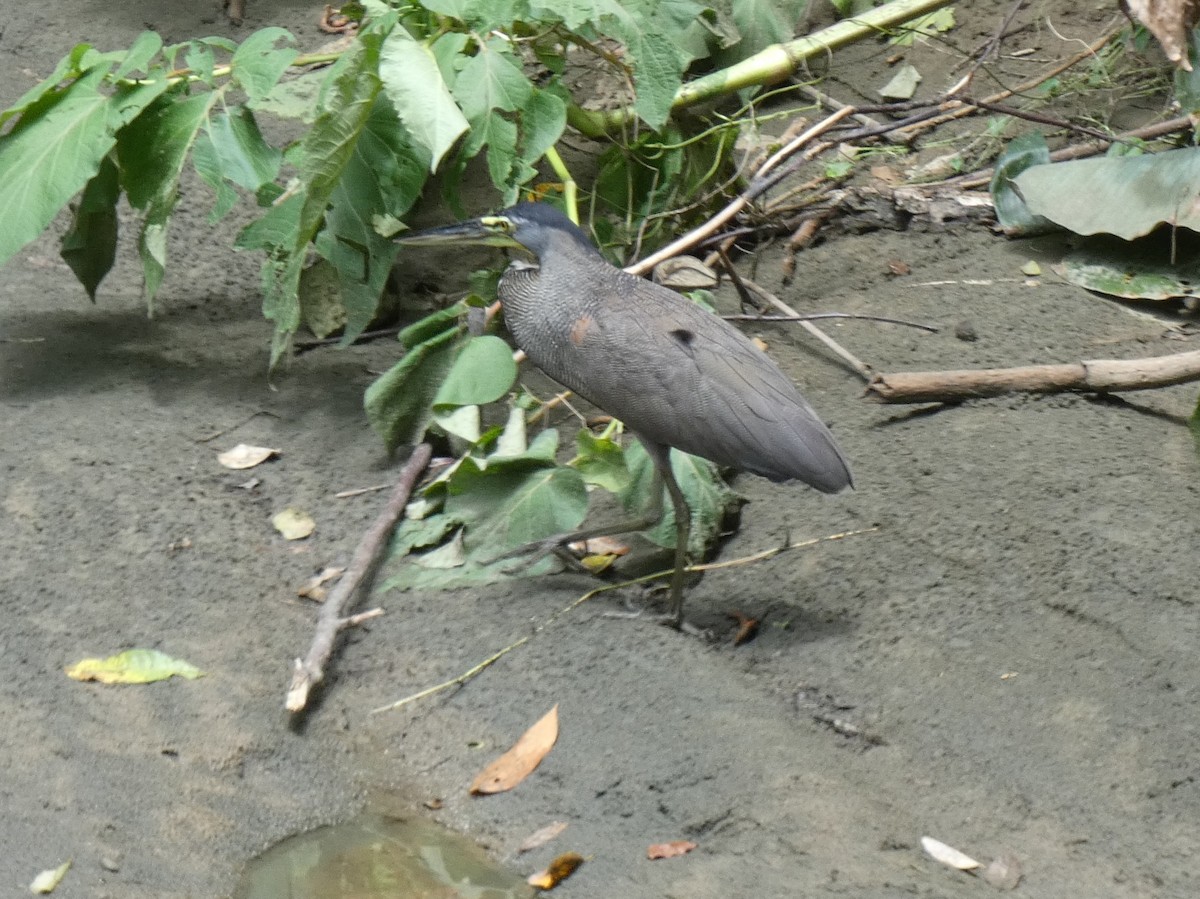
{"left": 3, "top": 2, "right": 1199, "bottom": 897}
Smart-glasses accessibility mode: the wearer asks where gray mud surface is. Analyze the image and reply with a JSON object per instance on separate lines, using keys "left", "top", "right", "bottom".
{"left": 3, "top": 2, "right": 1199, "bottom": 897}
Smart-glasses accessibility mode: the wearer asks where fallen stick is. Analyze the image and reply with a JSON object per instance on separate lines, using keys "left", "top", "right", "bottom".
{"left": 286, "top": 442, "right": 433, "bottom": 713}
{"left": 865, "top": 349, "right": 1200, "bottom": 403}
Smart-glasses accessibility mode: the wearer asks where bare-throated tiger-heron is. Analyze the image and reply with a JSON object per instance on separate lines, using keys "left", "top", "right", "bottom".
{"left": 399, "top": 202, "right": 852, "bottom": 628}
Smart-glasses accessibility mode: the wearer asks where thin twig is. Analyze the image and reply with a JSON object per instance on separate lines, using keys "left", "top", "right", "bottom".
{"left": 626, "top": 107, "right": 856, "bottom": 276}
{"left": 736, "top": 275, "right": 874, "bottom": 380}
{"left": 370, "top": 526, "right": 877, "bottom": 714}
{"left": 724, "top": 312, "right": 938, "bottom": 332}
{"left": 286, "top": 442, "right": 434, "bottom": 712}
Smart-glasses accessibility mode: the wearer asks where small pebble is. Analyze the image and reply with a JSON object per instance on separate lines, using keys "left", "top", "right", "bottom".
{"left": 954, "top": 320, "right": 978, "bottom": 342}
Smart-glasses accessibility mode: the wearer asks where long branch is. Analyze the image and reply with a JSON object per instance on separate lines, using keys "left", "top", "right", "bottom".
{"left": 286, "top": 443, "right": 433, "bottom": 712}
{"left": 865, "top": 350, "right": 1200, "bottom": 404}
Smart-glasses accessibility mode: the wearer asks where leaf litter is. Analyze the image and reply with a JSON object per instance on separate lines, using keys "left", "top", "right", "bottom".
{"left": 469, "top": 704, "right": 559, "bottom": 795}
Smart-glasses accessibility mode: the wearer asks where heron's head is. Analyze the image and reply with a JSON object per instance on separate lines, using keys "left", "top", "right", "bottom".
{"left": 397, "top": 202, "right": 598, "bottom": 260}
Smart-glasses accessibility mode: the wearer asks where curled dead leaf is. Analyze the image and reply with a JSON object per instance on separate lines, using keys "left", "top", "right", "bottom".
{"left": 518, "top": 821, "right": 568, "bottom": 853}
{"left": 470, "top": 705, "right": 559, "bottom": 795}
{"left": 297, "top": 566, "right": 345, "bottom": 601}
{"left": 647, "top": 840, "right": 697, "bottom": 859}
{"left": 273, "top": 508, "right": 315, "bottom": 540}
{"left": 217, "top": 443, "right": 280, "bottom": 470}
{"left": 527, "top": 851, "right": 583, "bottom": 890}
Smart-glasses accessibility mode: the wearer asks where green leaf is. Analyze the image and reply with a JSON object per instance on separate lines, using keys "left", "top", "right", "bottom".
{"left": 114, "top": 31, "right": 164, "bottom": 79}
{"left": 1060, "top": 239, "right": 1200, "bottom": 302}
{"left": 1015, "top": 146, "right": 1200, "bottom": 241}
{"left": 0, "top": 67, "right": 111, "bottom": 267}
{"left": 231, "top": 27, "right": 299, "bottom": 102}
{"left": 314, "top": 94, "right": 428, "bottom": 341}
{"left": 446, "top": 453, "right": 589, "bottom": 553}
{"left": 117, "top": 91, "right": 218, "bottom": 301}
{"left": 1, "top": 43, "right": 96, "bottom": 127}
{"left": 727, "top": 0, "right": 793, "bottom": 60}
{"left": 364, "top": 326, "right": 466, "bottom": 450}
{"left": 247, "top": 68, "right": 325, "bottom": 123}
{"left": 65, "top": 648, "right": 204, "bottom": 684}
{"left": 379, "top": 24, "right": 469, "bottom": 170}
{"left": 572, "top": 430, "right": 630, "bottom": 492}
{"left": 620, "top": 441, "right": 740, "bottom": 553}
{"left": 400, "top": 303, "right": 467, "bottom": 347}
{"left": 200, "top": 107, "right": 282, "bottom": 192}
{"left": 60, "top": 155, "right": 120, "bottom": 300}
{"left": 879, "top": 63, "right": 921, "bottom": 100}
{"left": 433, "top": 334, "right": 518, "bottom": 409}
{"left": 989, "top": 131, "right": 1053, "bottom": 236}
{"left": 889, "top": 7, "right": 955, "bottom": 47}
{"left": 240, "top": 31, "right": 387, "bottom": 365}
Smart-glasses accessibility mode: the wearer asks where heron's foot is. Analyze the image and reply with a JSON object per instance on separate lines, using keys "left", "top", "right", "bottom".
{"left": 485, "top": 536, "right": 590, "bottom": 574}
{"left": 602, "top": 596, "right": 710, "bottom": 638}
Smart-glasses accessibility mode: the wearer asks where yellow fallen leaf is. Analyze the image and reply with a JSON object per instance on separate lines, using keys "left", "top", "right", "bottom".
{"left": 273, "top": 508, "right": 315, "bottom": 540}
{"left": 470, "top": 705, "right": 559, "bottom": 795}
{"left": 1020, "top": 260, "right": 1042, "bottom": 277}
{"left": 30, "top": 859, "right": 71, "bottom": 893}
{"left": 527, "top": 851, "right": 583, "bottom": 890}
{"left": 66, "top": 649, "right": 204, "bottom": 684}
{"left": 217, "top": 444, "right": 280, "bottom": 470}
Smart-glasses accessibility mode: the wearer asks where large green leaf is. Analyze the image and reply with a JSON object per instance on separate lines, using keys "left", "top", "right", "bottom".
{"left": 1014, "top": 147, "right": 1200, "bottom": 240}
{"left": 433, "top": 334, "right": 519, "bottom": 408}
{"left": 620, "top": 440, "right": 740, "bottom": 553}
{"left": 364, "top": 325, "right": 466, "bottom": 450}
{"left": 313, "top": 94, "right": 428, "bottom": 341}
{"left": 990, "top": 131, "right": 1053, "bottom": 236}
{"left": 0, "top": 67, "right": 124, "bottom": 267}
{"left": 572, "top": 430, "right": 630, "bottom": 492}
{"left": 230, "top": 27, "right": 298, "bottom": 102}
{"left": 60, "top": 155, "right": 120, "bottom": 300}
{"left": 379, "top": 25, "right": 468, "bottom": 170}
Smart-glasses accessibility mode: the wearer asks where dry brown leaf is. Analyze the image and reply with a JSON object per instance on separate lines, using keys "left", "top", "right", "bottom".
{"left": 921, "top": 836, "right": 982, "bottom": 871}
{"left": 217, "top": 443, "right": 280, "bottom": 470}
{"left": 728, "top": 610, "right": 760, "bottom": 646}
{"left": 1126, "top": 0, "right": 1200, "bottom": 69}
{"left": 647, "top": 840, "right": 697, "bottom": 859}
{"left": 423, "top": 797, "right": 444, "bottom": 810}
{"left": 527, "top": 851, "right": 583, "bottom": 890}
{"left": 470, "top": 705, "right": 559, "bottom": 795}
{"left": 297, "top": 566, "right": 345, "bottom": 601}
{"left": 518, "top": 821, "right": 569, "bottom": 853}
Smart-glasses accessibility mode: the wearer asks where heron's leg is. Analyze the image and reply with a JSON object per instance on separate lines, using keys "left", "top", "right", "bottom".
{"left": 641, "top": 441, "right": 691, "bottom": 629}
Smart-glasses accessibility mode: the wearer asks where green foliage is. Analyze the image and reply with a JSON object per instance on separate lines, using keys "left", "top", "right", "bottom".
{"left": 989, "top": 131, "right": 1052, "bottom": 235}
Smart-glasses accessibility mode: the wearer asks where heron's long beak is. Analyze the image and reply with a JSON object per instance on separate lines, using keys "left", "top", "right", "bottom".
{"left": 396, "top": 218, "right": 521, "bottom": 250}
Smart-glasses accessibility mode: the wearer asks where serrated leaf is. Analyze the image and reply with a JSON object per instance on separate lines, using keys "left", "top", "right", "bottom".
{"left": 201, "top": 107, "right": 282, "bottom": 192}
{"left": 115, "top": 90, "right": 217, "bottom": 301}
{"left": 365, "top": 326, "right": 466, "bottom": 450}
{"left": 433, "top": 334, "right": 518, "bottom": 409}
{"left": 247, "top": 68, "right": 325, "bottom": 123}
{"left": 65, "top": 649, "right": 204, "bottom": 684}
{"left": 0, "top": 67, "right": 113, "bottom": 267}
{"left": 446, "top": 455, "right": 589, "bottom": 554}
{"left": 60, "top": 155, "right": 120, "bottom": 299}
{"left": 0, "top": 43, "right": 96, "bottom": 127}
{"left": 620, "top": 440, "right": 739, "bottom": 553}
{"left": 115, "top": 31, "right": 164, "bottom": 79}
{"left": 379, "top": 25, "right": 469, "bottom": 170}
{"left": 314, "top": 94, "right": 428, "bottom": 342}
{"left": 231, "top": 27, "right": 299, "bottom": 102}
{"left": 455, "top": 38, "right": 532, "bottom": 119}
{"left": 572, "top": 430, "right": 630, "bottom": 492}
